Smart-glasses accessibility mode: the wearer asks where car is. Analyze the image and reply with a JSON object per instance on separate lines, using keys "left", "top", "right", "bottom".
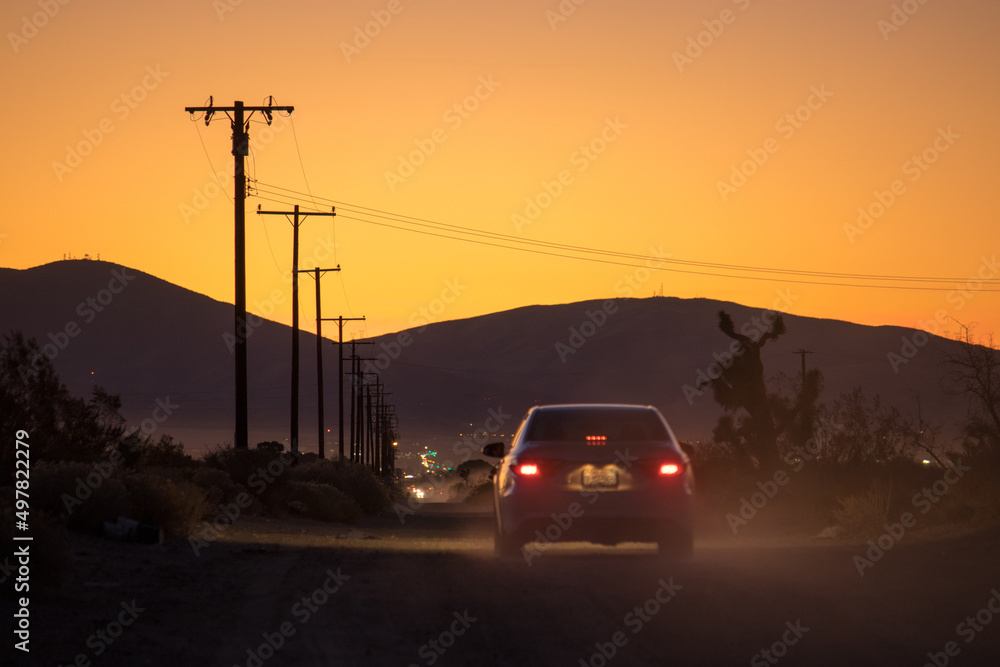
{"left": 481, "top": 403, "right": 694, "bottom": 559}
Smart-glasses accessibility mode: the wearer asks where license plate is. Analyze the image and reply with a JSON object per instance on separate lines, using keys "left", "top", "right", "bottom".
{"left": 583, "top": 467, "right": 618, "bottom": 488}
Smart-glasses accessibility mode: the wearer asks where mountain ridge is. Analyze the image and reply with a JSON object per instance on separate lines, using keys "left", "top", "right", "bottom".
{"left": 0, "top": 260, "right": 972, "bottom": 453}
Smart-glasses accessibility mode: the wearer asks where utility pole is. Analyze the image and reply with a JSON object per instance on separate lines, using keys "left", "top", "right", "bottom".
{"left": 257, "top": 205, "right": 335, "bottom": 456}
{"left": 361, "top": 373, "right": 380, "bottom": 469}
{"left": 345, "top": 341, "right": 375, "bottom": 462}
{"left": 793, "top": 349, "right": 813, "bottom": 383}
{"left": 319, "top": 316, "right": 366, "bottom": 461}
{"left": 379, "top": 391, "right": 394, "bottom": 478}
{"left": 374, "top": 379, "right": 384, "bottom": 474}
{"left": 298, "top": 267, "right": 341, "bottom": 459}
{"left": 183, "top": 97, "right": 293, "bottom": 449}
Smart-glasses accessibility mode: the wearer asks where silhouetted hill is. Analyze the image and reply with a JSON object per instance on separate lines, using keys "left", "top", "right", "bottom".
{"left": 0, "top": 260, "right": 303, "bottom": 449}
{"left": 0, "top": 260, "right": 974, "bottom": 455}
{"left": 366, "top": 296, "right": 969, "bottom": 449}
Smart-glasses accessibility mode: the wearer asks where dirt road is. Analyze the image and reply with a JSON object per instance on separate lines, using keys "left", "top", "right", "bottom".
{"left": 13, "top": 504, "right": 1000, "bottom": 666}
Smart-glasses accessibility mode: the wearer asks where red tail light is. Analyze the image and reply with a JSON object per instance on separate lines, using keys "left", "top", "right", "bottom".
{"left": 659, "top": 463, "right": 682, "bottom": 476}
{"left": 516, "top": 463, "right": 540, "bottom": 476}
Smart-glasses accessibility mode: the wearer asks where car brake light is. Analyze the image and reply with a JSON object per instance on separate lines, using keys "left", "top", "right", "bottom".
{"left": 659, "top": 463, "right": 681, "bottom": 476}
{"left": 586, "top": 435, "right": 607, "bottom": 445}
{"left": 517, "top": 463, "right": 539, "bottom": 476}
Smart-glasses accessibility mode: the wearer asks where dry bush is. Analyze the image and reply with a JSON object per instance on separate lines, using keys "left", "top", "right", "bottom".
{"left": 281, "top": 481, "right": 362, "bottom": 523}
{"left": 287, "top": 460, "right": 390, "bottom": 514}
{"left": 32, "top": 461, "right": 133, "bottom": 533}
{"left": 122, "top": 473, "right": 208, "bottom": 539}
{"left": 202, "top": 445, "right": 292, "bottom": 489}
{"left": 832, "top": 483, "right": 893, "bottom": 537}
{"left": 191, "top": 466, "right": 259, "bottom": 514}
{"left": 464, "top": 481, "right": 493, "bottom": 505}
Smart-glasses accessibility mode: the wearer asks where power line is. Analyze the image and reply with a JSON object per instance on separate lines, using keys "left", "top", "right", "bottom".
{"left": 254, "top": 181, "right": 989, "bottom": 283}
{"left": 250, "top": 181, "right": 1000, "bottom": 292}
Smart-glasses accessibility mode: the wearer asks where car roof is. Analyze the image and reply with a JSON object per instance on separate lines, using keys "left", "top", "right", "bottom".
{"left": 528, "top": 403, "right": 659, "bottom": 412}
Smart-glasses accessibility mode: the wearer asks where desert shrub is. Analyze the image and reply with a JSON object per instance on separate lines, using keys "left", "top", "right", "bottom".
{"left": 464, "top": 481, "right": 493, "bottom": 505}
{"left": 32, "top": 461, "right": 133, "bottom": 533}
{"left": 1, "top": 333, "right": 125, "bottom": 480}
{"left": 31, "top": 461, "right": 96, "bottom": 515}
{"left": 832, "top": 483, "right": 894, "bottom": 537}
{"left": 281, "top": 481, "right": 361, "bottom": 523}
{"left": 191, "top": 466, "right": 258, "bottom": 513}
{"left": 202, "top": 445, "right": 293, "bottom": 491}
{"left": 287, "top": 460, "right": 390, "bottom": 514}
{"left": 122, "top": 473, "right": 208, "bottom": 539}
{"left": 117, "top": 433, "right": 197, "bottom": 473}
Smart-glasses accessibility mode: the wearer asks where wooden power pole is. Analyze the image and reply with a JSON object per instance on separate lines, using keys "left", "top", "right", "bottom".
{"left": 183, "top": 97, "right": 293, "bottom": 449}
{"left": 299, "top": 267, "right": 341, "bottom": 458}
{"left": 257, "top": 205, "right": 335, "bottom": 456}
{"left": 320, "top": 316, "right": 366, "bottom": 461}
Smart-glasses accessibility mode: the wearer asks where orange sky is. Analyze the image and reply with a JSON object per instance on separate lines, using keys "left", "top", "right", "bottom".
{"left": 2, "top": 0, "right": 998, "bottom": 342}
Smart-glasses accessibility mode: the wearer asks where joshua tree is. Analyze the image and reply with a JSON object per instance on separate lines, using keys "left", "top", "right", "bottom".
{"left": 701, "top": 310, "right": 822, "bottom": 469}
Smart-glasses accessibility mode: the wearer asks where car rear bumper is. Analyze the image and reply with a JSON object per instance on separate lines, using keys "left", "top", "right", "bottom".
{"left": 497, "top": 486, "right": 693, "bottom": 545}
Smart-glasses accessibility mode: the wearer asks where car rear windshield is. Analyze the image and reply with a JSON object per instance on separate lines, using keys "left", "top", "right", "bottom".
{"left": 525, "top": 408, "right": 670, "bottom": 442}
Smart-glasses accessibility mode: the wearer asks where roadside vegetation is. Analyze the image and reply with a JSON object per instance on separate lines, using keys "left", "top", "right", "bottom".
{"left": 692, "top": 315, "right": 1000, "bottom": 540}
{"left": 0, "top": 331, "right": 394, "bottom": 594}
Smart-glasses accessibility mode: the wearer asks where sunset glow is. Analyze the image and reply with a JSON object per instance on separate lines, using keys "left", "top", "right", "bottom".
{"left": 3, "top": 0, "right": 997, "bottom": 339}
